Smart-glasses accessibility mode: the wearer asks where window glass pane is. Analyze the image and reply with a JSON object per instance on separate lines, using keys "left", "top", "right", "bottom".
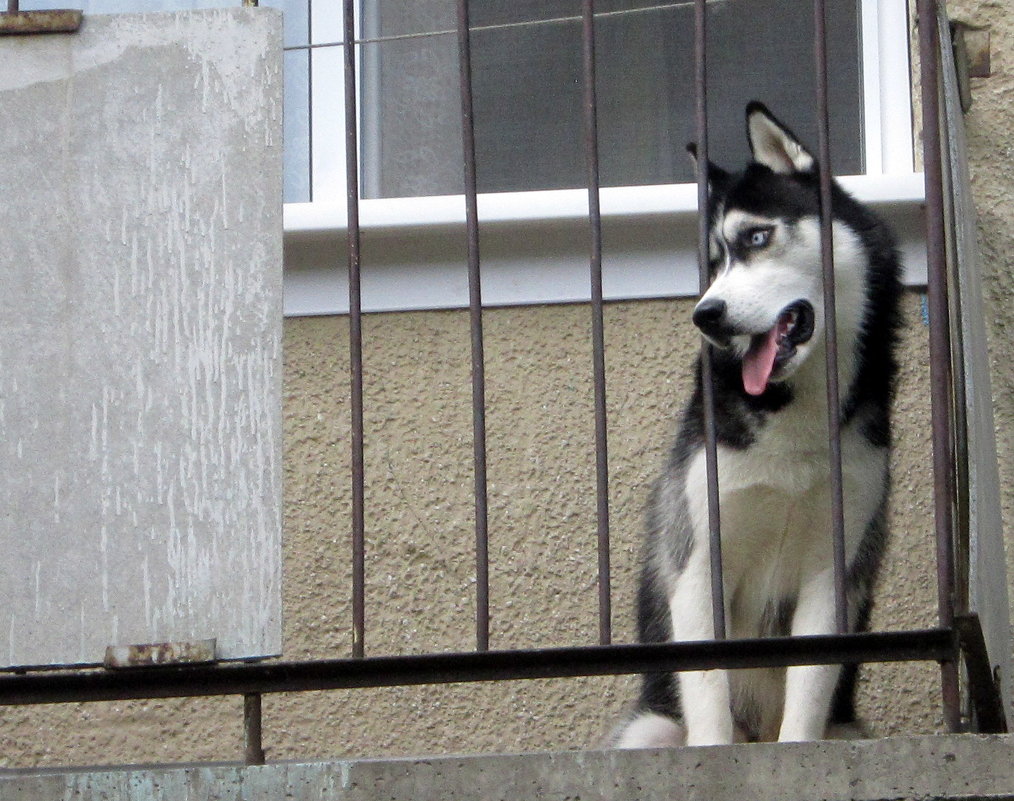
{"left": 359, "top": 0, "right": 463, "bottom": 199}
{"left": 284, "top": 48, "right": 312, "bottom": 203}
{"left": 278, "top": 0, "right": 308, "bottom": 48}
{"left": 363, "top": 0, "right": 864, "bottom": 198}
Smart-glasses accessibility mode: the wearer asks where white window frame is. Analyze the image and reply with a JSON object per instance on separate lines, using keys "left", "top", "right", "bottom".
{"left": 283, "top": 0, "right": 925, "bottom": 317}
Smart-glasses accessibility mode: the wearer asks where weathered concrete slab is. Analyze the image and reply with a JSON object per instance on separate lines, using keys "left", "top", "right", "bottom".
{"left": 0, "top": 9, "right": 283, "bottom": 667}
{"left": 2, "top": 735, "right": 1014, "bottom": 801}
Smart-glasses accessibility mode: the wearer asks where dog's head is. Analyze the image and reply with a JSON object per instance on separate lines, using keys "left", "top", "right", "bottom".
{"left": 691, "top": 102, "right": 856, "bottom": 397}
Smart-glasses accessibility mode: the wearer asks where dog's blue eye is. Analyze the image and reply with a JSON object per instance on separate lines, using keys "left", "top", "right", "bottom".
{"left": 744, "top": 228, "right": 772, "bottom": 248}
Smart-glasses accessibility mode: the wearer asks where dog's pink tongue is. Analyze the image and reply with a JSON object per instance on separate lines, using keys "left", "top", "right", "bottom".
{"left": 742, "top": 325, "right": 780, "bottom": 396}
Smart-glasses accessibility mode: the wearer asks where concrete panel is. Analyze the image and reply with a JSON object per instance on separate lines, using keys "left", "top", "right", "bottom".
{"left": 0, "top": 9, "right": 283, "bottom": 667}
{"left": 3, "top": 735, "right": 1014, "bottom": 801}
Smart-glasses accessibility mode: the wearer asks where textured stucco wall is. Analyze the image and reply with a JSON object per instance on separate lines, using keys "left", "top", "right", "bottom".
{"left": 1, "top": 0, "right": 1012, "bottom": 771}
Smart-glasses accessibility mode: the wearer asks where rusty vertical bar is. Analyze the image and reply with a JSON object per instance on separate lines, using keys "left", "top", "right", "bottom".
{"left": 343, "top": 0, "right": 366, "bottom": 659}
{"left": 7, "top": 1, "right": 18, "bottom": 14}
{"left": 455, "top": 0, "right": 490, "bottom": 652}
{"left": 243, "top": 693, "right": 266, "bottom": 765}
{"left": 581, "top": 0, "right": 611, "bottom": 646}
{"left": 917, "top": 0, "right": 961, "bottom": 733}
{"left": 812, "top": 0, "right": 848, "bottom": 636}
{"left": 694, "top": 0, "right": 725, "bottom": 641}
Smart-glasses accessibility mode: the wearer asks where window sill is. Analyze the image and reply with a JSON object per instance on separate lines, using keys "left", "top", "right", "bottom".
{"left": 283, "top": 173, "right": 928, "bottom": 317}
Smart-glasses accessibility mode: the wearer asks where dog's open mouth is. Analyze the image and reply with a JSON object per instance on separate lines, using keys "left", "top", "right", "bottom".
{"left": 741, "top": 300, "right": 815, "bottom": 396}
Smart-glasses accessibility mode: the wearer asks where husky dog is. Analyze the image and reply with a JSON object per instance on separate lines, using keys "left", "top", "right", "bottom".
{"left": 615, "top": 102, "right": 902, "bottom": 747}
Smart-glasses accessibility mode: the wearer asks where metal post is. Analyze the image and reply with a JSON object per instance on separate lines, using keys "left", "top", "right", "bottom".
{"left": 243, "top": 693, "right": 266, "bottom": 765}
{"left": 455, "top": 0, "right": 491, "bottom": 652}
{"left": 694, "top": 0, "right": 726, "bottom": 641}
{"left": 917, "top": 0, "right": 962, "bottom": 733}
{"left": 580, "top": 0, "right": 612, "bottom": 646}
{"left": 812, "top": 0, "right": 849, "bottom": 636}
{"left": 343, "top": 0, "right": 366, "bottom": 659}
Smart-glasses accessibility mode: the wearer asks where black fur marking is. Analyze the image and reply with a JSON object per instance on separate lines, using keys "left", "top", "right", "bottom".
{"left": 758, "top": 596, "right": 797, "bottom": 638}
{"left": 634, "top": 562, "right": 681, "bottom": 720}
{"left": 832, "top": 501, "right": 890, "bottom": 723}
{"left": 830, "top": 597, "right": 872, "bottom": 724}
{"left": 677, "top": 349, "right": 794, "bottom": 456}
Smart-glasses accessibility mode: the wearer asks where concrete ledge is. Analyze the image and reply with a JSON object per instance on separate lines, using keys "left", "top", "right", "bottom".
{"left": 3, "top": 735, "right": 1014, "bottom": 800}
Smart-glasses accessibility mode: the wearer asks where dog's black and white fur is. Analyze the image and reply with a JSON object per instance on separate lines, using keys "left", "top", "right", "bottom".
{"left": 615, "top": 103, "right": 902, "bottom": 747}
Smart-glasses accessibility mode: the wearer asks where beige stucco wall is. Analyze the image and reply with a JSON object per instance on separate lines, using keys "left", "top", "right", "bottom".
{"left": 0, "top": 0, "right": 1011, "bottom": 769}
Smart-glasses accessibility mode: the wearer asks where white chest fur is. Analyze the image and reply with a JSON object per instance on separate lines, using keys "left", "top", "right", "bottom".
{"left": 683, "top": 392, "right": 889, "bottom": 617}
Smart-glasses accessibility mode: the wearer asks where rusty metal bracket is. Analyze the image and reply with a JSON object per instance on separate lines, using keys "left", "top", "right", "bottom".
{"left": 955, "top": 613, "right": 1008, "bottom": 733}
{"left": 104, "top": 639, "right": 217, "bottom": 670}
{"left": 0, "top": 10, "right": 82, "bottom": 35}
{"left": 950, "top": 20, "right": 991, "bottom": 113}
{"left": 952, "top": 20, "right": 991, "bottom": 78}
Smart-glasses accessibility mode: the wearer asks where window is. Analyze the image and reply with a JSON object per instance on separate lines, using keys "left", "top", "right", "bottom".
{"left": 365, "top": 0, "right": 868, "bottom": 199}
{"left": 286, "top": 0, "right": 923, "bottom": 315}
{"left": 21, "top": 0, "right": 923, "bottom": 313}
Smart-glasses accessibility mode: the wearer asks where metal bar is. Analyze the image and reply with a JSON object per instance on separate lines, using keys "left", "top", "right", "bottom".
{"left": 7, "top": 0, "right": 17, "bottom": 12}
{"left": 343, "top": 0, "right": 366, "bottom": 660}
{"left": 917, "top": 0, "right": 961, "bottom": 733}
{"left": 812, "top": 0, "right": 849, "bottom": 636}
{"left": 455, "top": 0, "right": 491, "bottom": 652}
{"left": 694, "top": 0, "right": 726, "bottom": 641}
{"left": 0, "top": 630, "right": 957, "bottom": 707}
{"left": 935, "top": 12, "right": 971, "bottom": 621}
{"left": 243, "top": 693, "right": 266, "bottom": 765}
{"left": 581, "top": 0, "right": 612, "bottom": 646}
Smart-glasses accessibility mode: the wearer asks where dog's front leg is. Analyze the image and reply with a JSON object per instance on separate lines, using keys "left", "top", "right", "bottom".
{"left": 669, "top": 546, "right": 735, "bottom": 746}
{"left": 778, "top": 567, "right": 841, "bottom": 741}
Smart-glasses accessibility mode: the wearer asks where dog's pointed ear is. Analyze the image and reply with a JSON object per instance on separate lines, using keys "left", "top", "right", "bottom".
{"left": 686, "top": 143, "right": 731, "bottom": 192}
{"left": 745, "top": 102, "right": 815, "bottom": 174}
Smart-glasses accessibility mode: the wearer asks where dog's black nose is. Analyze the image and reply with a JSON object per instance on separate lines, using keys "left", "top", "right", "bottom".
{"left": 692, "top": 298, "right": 727, "bottom": 335}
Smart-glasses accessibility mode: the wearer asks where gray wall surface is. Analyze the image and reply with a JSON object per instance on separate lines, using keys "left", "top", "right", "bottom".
{"left": 0, "top": 8, "right": 283, "bottom": 667}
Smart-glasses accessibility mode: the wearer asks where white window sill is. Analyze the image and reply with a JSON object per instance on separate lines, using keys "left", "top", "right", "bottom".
{"left": 283, "top": 173, "right": 928, "bottom": 317}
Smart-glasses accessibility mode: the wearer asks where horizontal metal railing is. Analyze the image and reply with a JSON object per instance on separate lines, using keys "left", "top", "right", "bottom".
{"left": 0, "top": 630, "right": 957, "bottom": 707}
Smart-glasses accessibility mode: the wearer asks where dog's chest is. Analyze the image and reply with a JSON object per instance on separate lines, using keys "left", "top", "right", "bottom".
{"left": 683, "top": 405, "right": 885, "bottom": 594}
{"left": 714, "top": 398, "right": 838, "bottom": 501}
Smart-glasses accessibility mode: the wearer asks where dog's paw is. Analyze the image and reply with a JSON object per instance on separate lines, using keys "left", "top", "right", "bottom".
{"left": 610, "top": 711, "right": 686, "bottom": 749}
